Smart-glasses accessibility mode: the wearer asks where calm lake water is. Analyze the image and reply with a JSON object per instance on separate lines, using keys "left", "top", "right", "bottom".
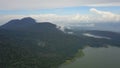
{"left": 59, "top": 46, "right": 120, "bottom": 68}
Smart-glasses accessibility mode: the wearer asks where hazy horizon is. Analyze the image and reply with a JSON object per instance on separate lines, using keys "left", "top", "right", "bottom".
{"left": 0, "top": 0, "right": 120, "bottom": 26}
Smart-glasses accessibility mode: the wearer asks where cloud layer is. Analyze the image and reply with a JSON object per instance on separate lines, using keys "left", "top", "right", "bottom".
{"left": 0, "top": 8, "right": 120, "bottom": 26}
{"left": 0, "top": 0, "right": 120, "bottom": 10}
{"left": 83, "top": 33, "right": 111, "bottom": 39}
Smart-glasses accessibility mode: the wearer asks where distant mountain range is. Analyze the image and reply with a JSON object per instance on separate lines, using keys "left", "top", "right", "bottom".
{"left": 67, "top": 22, "right": 120, "bottom": 33}
{"left": 0, "top": 17, "right": 120, "bottom": 68}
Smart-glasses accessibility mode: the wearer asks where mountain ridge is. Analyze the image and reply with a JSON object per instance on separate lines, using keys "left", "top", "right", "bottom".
{"left": 0, "top": 17, "right": 62, "bottom": 33}
{"left": 0, "top": 17, "right": 120, "bottom": 68}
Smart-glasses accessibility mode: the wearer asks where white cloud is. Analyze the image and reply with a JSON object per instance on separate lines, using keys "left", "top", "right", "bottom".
{"left": 0, "top": 0, "right": 120, "bottom": 10}
{"left": 0, "top": 8, "right": 120, "bottom": 26}
{"left": 90, "top": 8, "right": 120, "bottom": 22}
{"left": 83, "top": 33, "right": 111, "bottom": 39}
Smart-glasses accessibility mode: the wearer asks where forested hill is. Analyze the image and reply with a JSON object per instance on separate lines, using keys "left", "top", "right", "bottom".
{"left": 0, "top": 17, "right": 120, "bottom": 68}
{"left": 0, "top": 17, "right": 83, "bottom": 68}
{"left": 1, "top": 17, "right": 62, "bottom": 33}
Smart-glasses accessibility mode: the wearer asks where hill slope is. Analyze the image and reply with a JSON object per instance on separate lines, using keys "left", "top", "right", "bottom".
{"left": 0, "top": 17, "right": 120, "bottom": 68}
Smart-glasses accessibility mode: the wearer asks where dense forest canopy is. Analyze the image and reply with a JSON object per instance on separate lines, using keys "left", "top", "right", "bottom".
{"left": 0, "top": 17, "right": 120, "bottom": 68}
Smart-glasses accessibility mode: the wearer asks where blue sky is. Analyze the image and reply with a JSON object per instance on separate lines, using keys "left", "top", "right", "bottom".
{"left": 0, "top": 0, "right": 120, "bottom": 15}
{"left": 0, "top": 0, "right": 120, "bottom": 25}
{"left": 0, "top": 6, "right": 120, "bottom": 15}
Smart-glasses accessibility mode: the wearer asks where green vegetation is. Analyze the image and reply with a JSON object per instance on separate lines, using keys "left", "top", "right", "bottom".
{"left": 0, "top": 17, "right": 120, "bottom": 68}
{"left": 1, "top": 29, "right": 120, "bottom": 68}
{"left": 62, "top": 49, "right": 85, "bottom": 65}
{"left": 0, "top": 29, "right": 83, "bottom": 68}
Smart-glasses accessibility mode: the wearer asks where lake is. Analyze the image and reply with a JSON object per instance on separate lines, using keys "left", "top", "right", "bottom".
{"left": 59, "top": 46, "right": 120, "bottom": 68}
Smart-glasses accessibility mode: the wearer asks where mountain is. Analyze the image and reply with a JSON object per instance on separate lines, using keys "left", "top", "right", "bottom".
{"left": 0, "top": 17, "right": 81, "bottom": 68}
{"left": 0, "top": 17, "right": 120, "bottom": 68}
{"left": 1, "top": 17, "right": 36, "bottom": 30}
{"left": 1, "top": 17, "right": 62, "bottom": 33}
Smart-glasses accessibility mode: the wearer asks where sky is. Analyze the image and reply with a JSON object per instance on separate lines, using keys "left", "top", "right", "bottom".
{"left": 0, "top": 0, "right": 120, "bottom": 26}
